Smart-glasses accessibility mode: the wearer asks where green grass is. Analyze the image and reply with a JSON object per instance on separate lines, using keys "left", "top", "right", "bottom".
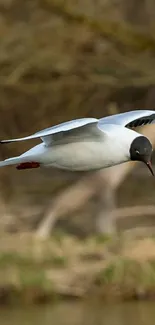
{"left": 19, "top": 269, "right": 50, "bottom": 290}
{"left": 0, "top": 235, "right": 155, "bottom": 304}
{"left": 0, "top": 248, "right": 68, "bottom": 268}
{"left": 95, "top": 258, "right": 155, "bottom": 300}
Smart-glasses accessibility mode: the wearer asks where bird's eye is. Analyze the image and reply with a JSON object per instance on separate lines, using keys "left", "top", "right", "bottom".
{"left": 136, "top": 150, "right": 140, "bottom": 154}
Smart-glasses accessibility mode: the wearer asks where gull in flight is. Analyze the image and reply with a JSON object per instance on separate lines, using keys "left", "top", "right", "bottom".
{"left": 0, "top": 110, "right": 155, "bottom": 176}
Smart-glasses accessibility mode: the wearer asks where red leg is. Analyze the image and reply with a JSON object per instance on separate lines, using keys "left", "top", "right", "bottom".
{"left": 16, "top": 162, "right": 40, "bottom": 170}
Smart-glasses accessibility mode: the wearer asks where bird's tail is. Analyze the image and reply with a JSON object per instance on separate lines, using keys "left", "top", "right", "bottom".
{"left": 0, "top": 156, "right": 40, "bottom": 170}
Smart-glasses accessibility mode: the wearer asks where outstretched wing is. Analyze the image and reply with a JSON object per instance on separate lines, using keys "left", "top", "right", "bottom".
{"left": 99, "top": 110, "right": 155, "bottom": 128}
{"left": 0, "top": 117, "right": 99, "bottom": 146}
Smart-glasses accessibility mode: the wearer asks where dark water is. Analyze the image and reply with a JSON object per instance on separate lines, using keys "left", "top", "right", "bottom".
{"left": 1, "top": 302, "right": 155, "bottom": 325}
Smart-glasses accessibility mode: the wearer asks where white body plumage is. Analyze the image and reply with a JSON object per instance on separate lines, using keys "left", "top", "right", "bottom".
{"left": 0, "top": 110, "right": 154, "bottom": 175}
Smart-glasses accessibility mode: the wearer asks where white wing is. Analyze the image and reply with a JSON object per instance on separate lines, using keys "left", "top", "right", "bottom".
{"left": 3, "top": 110, "right": 154, "bottom": 146}
{"left": 0, "top": 118, "right": 99, "bottom": 146}
{"left": 99, "top": 110, "right": 155, "bottom": 128}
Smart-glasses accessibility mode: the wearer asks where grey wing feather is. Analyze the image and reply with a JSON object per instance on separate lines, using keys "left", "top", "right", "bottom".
{"left": 0, "top": 118, "right": 99, "bottom": 145}
{"left": 99, "top": 110, "right": 155, "bottom": 128}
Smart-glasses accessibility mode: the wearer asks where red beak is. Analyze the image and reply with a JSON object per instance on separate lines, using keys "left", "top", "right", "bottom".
{"left": 146, "top": 161, "right": 154, "bottom": 176}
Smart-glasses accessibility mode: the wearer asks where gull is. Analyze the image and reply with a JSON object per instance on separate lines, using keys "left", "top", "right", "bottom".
{"left": 0, "top": 110, "right": 155, "bottom": 176}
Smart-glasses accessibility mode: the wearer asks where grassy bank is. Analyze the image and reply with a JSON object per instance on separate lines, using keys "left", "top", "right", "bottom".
{"left": 0, "top": 232, "right": 155, "bottom": 305}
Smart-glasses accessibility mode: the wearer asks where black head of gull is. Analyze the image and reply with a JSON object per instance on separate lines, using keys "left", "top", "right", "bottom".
{"left": 130, "top": 136, "right": 154, "bottom": 176}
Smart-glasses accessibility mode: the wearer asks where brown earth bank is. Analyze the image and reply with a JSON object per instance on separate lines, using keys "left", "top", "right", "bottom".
{"left": 0, "top": 232, "right": 155, "bottom": 305}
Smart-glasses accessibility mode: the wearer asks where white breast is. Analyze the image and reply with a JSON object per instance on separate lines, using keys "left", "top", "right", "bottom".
{"left": 38, "top": 126, "right": 139, "bottom": 171}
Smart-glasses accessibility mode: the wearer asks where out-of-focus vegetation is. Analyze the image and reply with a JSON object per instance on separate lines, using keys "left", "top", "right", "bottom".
{"left": 1, "top": 0, "right": 155, "bottom": 303}
{"left": 0, "top": 233, "right": 155, "bottom": 304}
{"left": 0, "top": 0, "right": 155, "bottom": 233}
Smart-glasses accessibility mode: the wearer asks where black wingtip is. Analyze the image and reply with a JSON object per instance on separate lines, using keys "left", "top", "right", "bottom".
{"left": 126, "top": 113, "right": 155, "bottom": 128}
{"left": 0, "top": 140, "right": 11, "bottom": 144}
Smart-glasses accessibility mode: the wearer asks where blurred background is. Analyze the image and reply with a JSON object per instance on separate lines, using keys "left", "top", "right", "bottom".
{"left": 0, "top": 0, "right": 155, "bottom": 324}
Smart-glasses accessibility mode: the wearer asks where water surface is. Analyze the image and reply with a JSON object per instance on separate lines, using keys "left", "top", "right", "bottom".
{"left": 1, "top": 301, "right": 155, "bottom": 325}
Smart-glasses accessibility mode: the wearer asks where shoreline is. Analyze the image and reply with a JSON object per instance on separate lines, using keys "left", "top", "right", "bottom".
{"left": 0, "top": 232, "right": 155, "bottom": 305}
